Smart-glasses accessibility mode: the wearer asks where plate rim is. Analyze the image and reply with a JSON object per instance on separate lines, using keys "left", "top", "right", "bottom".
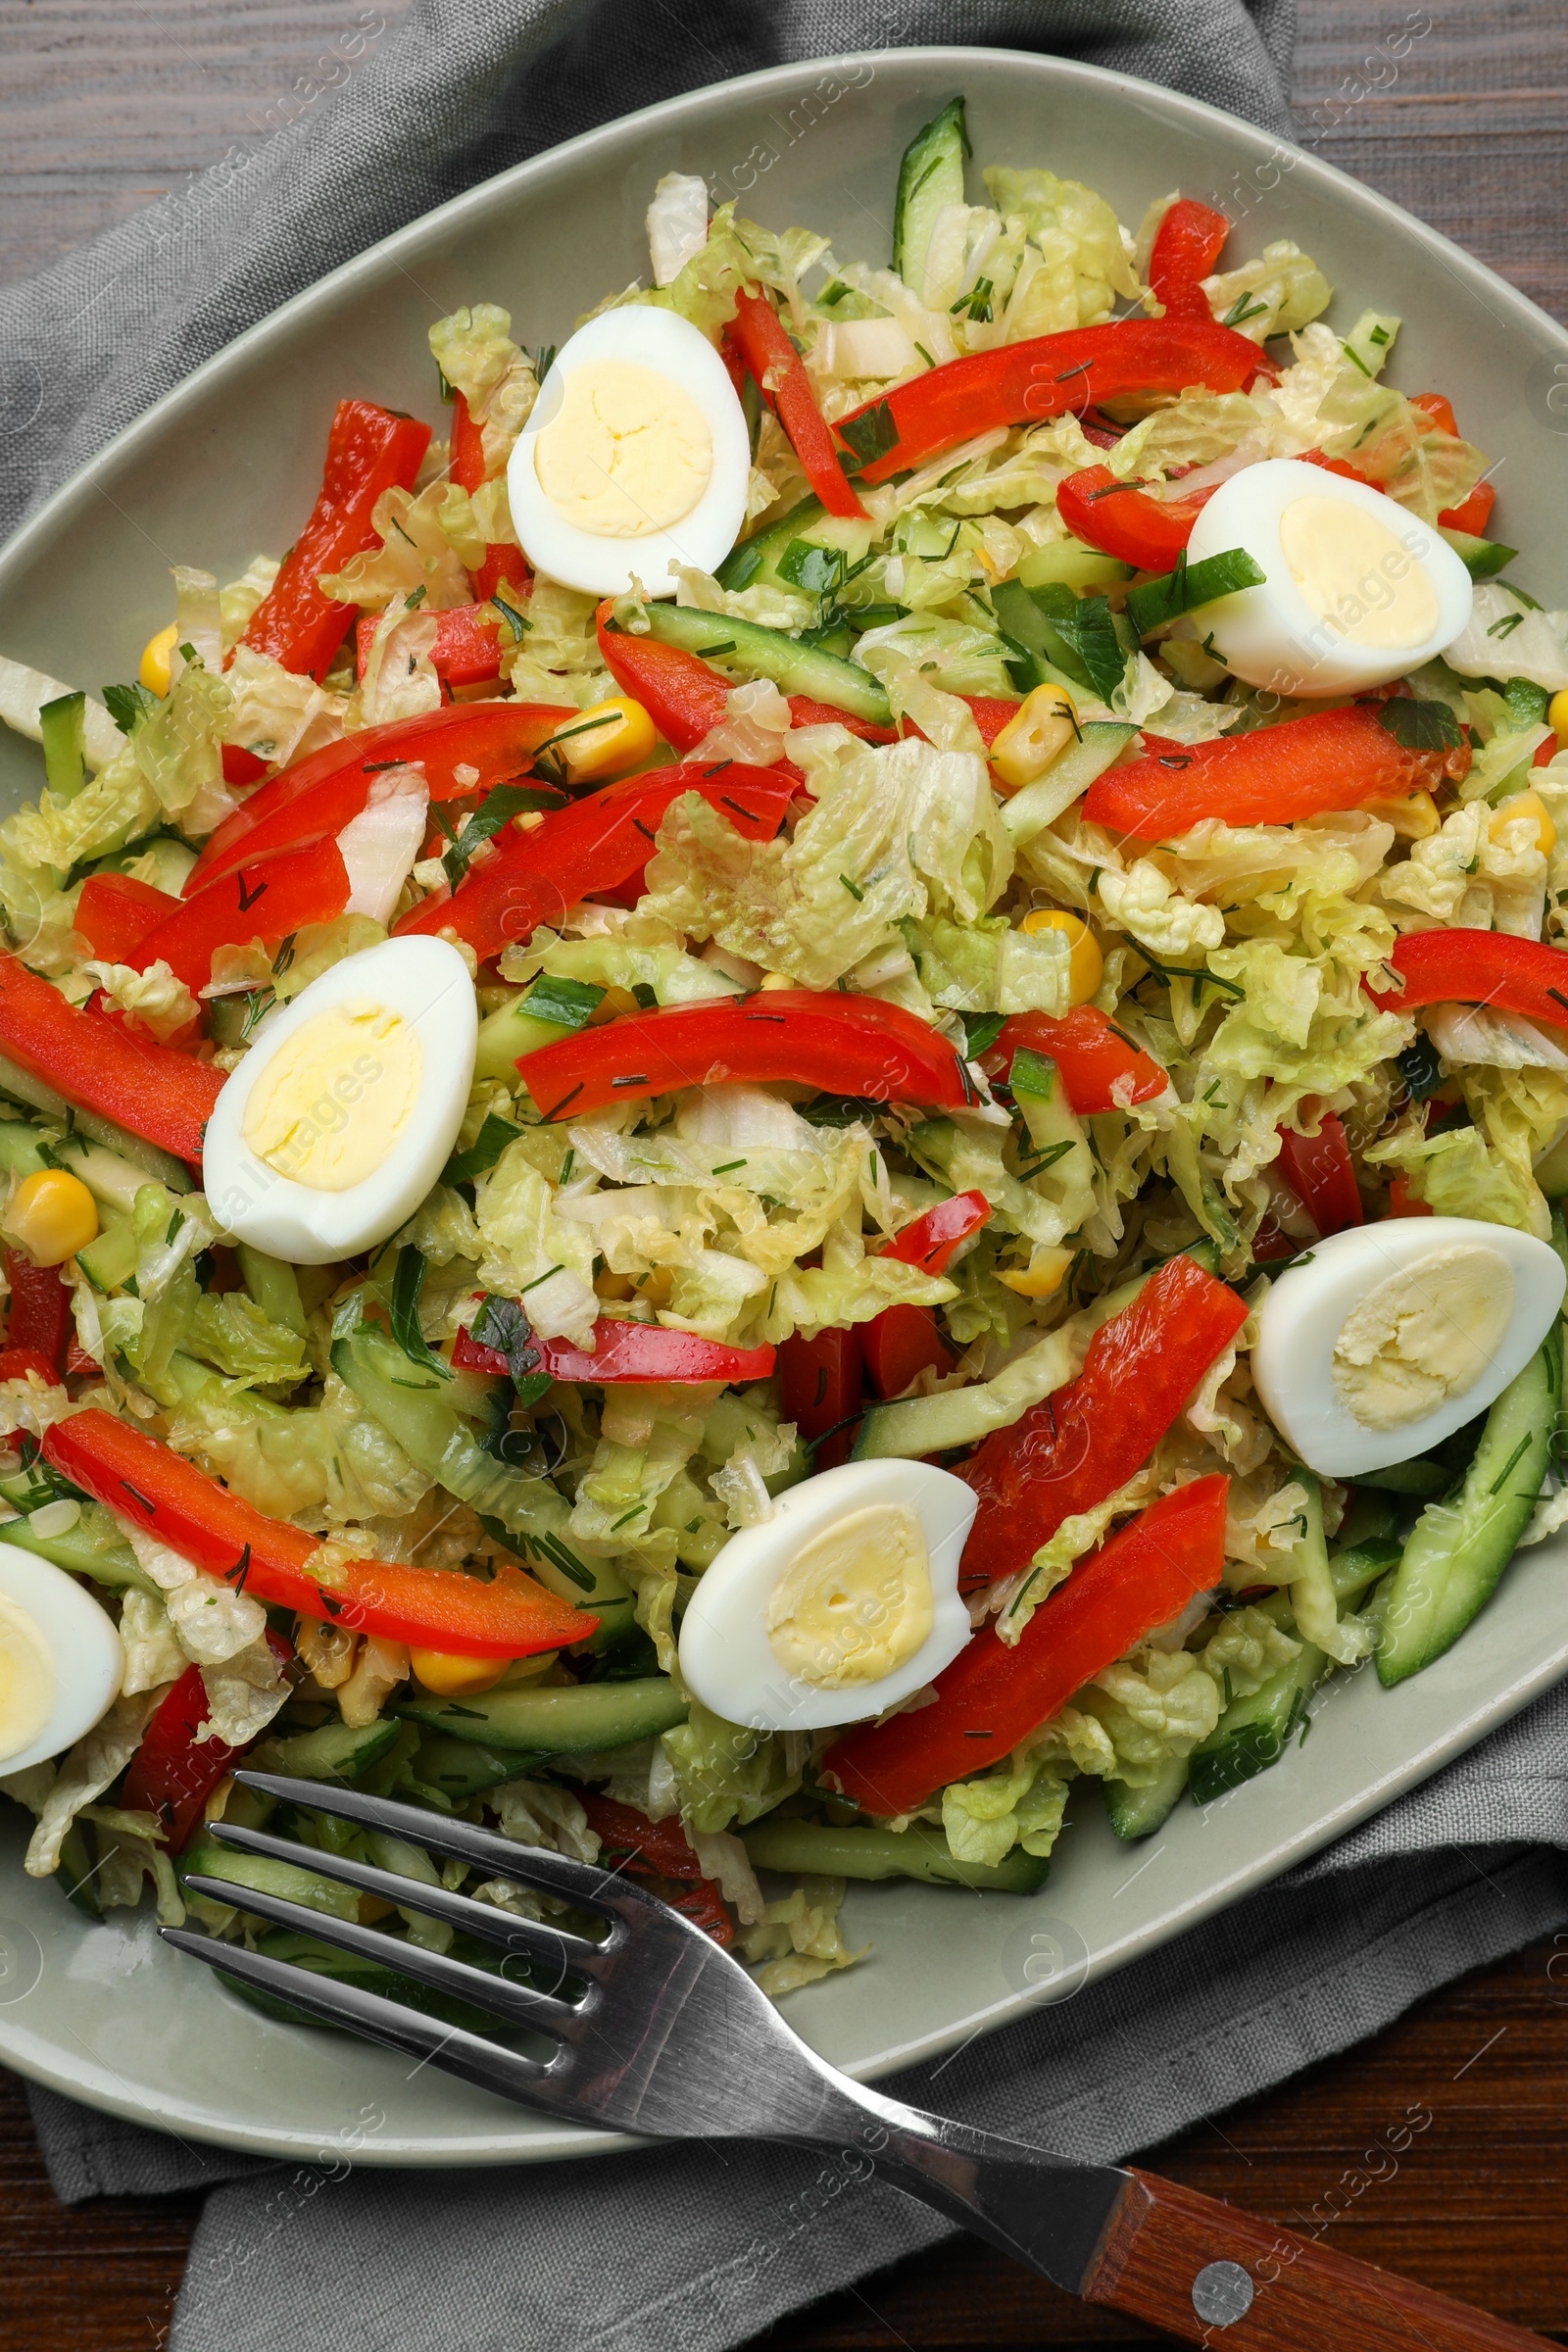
{"left": 3, "top": 38, "right": 1568, "bottom": 2168}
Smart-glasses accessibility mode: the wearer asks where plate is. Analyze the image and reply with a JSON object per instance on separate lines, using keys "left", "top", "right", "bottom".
{"left": 2, "top": 45, "right": 1567, "bottom": 2167}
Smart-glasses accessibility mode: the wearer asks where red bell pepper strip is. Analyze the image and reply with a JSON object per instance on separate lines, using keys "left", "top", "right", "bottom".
{"left": 519, "top": 990, "right": 972, "bottom": 1121}
{"left": 574, "top": 1791, "right": 734, "bottom": 1942}
{"left": 596, "top": 612, "right": 729, "bottom": 748}
{"left": 239, "top": 400, "right": 431, "bottom": 682}
{"left": 966, "top": 696, "right": 1023, "bottom": 749}
{"left": 0, "top": 957, "right": 223, "bottom": 1165}
{"left": 956, "top": 1250, "right": 1247, "bottom": 1592}
{"left": 1366, "top": 930, "right": 1568, "bottom": 1030}
{"left": 395, "top": 761, "right": 796, "bottom": 961}
{"left": 880, "top": 1190, "right": 991, "bottom": 1276}
{"left": 133, "top": 839, "right": 350, "bottom": 992}
{"left": 729, "top": 287, "right": 867, "bottom": 522}
{"left": 823, "top": 1474, "right": 1230, "bottom": 1816}
{"left": 779, "top": 1326, "right": 862, "bottom": 1472}
{"left": 5, "top": 1249, "right": 74, "bottom": 1374}
{"left": 450, "top": 391, "right": 534, "bottom": 606}
{"left": 1439, "top": 482, "right": 1496, "bottom": 536}
{"left": 1276, "top": 1110, "right": 1363, "bottom": 1236}
{"left": 1083, "top": 704, "right": 1458, "bottom": 840}
{"left": 356, "top": 605, "right": 503, "bottom": 687}
{"left": 1412, "top": 392, "right": 1459, "bottom": 438}
{"left": 43, "top": 1408, "right": 597, "bottom": 1655}
{"left": 454, "top": 1316, "right": 774, "bottom": 1385}
{"left": 74, "top": 873, "right": 180, "bottom": 965}
{"left": 121, "top": 1635, "right": 293, "bottom": 1852}
{"left": 187, "top": 703, "right": 575, "bottom": 892}
{"left": 1386, "top": 1172, "right": 1432, "bottom": 1220}
{"left": 1055, "top": 464, "right": 1215, "bottom": 570}
{"left": 980, "top": 1007, "right": 1167, "bottom": 1117}
{"left": 1148, "top": 199, "right": 1229, "bottom": 321}
{"left": 0, "top": 1345, "right": 66, "bottom": 1387}
{"left": 836, "top": 319, "right": 1277, "bottom": 488}
{"left": 860, "top": 1303, "right": 954, "bottom": 1399}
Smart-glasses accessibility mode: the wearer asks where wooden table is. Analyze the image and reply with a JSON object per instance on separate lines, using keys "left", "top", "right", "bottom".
{"left": 2, "top": 4, "right": 1567, "bottom": 2346}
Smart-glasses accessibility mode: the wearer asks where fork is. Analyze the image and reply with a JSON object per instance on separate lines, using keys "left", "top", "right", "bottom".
{"left": 164, "top": 1770, "right": 1548, "bottom": 2352}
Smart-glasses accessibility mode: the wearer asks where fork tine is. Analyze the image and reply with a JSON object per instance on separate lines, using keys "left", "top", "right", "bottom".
{"left": 231, "top": 1770, "right": 639, "bottom": 1914}
{"left": 206, "top": 1820, "right": 606, "bottom": 1980}
{"left": 159, "top": 1927, "right": 560, "bottom": 2106}
{"left": 178, "top": 1875, "right": 587, "bottom": 2036}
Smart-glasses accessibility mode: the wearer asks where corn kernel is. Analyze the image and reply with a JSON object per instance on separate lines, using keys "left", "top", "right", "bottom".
{"left": 1548, "top": 688, "right": 1568, "bottom": 747}
{"left": 759, "top": 971, "right": 795, "bottom": 991}
{"left": 409, "top": 1646, "right": 514, "bottom": 1698}
{"left": 989, "top": 683, "right": 1081, "bottom": 793}
{"left": 559, "top": 696, "right": 657, "bottom": 783}
{"left": 1363, "top": 790, "right": 1440, "bottom": 842}
{"left": 1491, "top": 788, "right": 1556, "bottom": 857}
{"left": 138, "top": 622, "right": 179, "bottom": 698}
{"left": 999, "top": 1245, "right": 1076, "bottom": 1299}
{"left": 1020, "top": 907, "right": 1103, "bottom": 1004}
{"left": 5, "top": 1169, "right": 99, "bottom": 1267}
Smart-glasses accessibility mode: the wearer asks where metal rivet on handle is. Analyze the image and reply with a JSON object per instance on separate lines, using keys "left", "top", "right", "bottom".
{"left": 1192, "top": 2261, "right": 1254, "bottom": 2328}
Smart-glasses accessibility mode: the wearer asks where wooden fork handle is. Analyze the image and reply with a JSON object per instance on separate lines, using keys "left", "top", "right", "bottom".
{"left": 1084, "top": 2168, "right": 1552, "bottom": 2350}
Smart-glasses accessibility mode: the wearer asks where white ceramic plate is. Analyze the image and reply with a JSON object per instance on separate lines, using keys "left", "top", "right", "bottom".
{"left": 3, "top": 45, "right": 1568, "bottom": 2167}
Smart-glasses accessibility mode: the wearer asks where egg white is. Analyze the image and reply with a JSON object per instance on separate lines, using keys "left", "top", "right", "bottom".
{"left": 0, "top": 1542, "right": 123, "bottom": 1776}
{"left": 1184, "top": 457, "right": 1473, "bottom": 697}
{"left": 1251, "top": 1216, "right": 1565, "bottom": 1478}
{"left": 202, "top": 937, "right": 477, "bottom": 1264}
{"left": 508, "top": 307, "right": 752, "bottom": 599}
{"left": 677, "top": 1460, "right": 977, "bottom": 1733}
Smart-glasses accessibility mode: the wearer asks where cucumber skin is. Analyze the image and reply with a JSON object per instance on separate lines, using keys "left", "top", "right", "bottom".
{"left": 259, "top": 1719, "right": 401, "bottom": 1784}
{"left": 638, "top": 603, "right": 893, "bottom": 727}
{"left": 406, "top": 1736, "right": 547, "bottom": 1799}
{"left": 1103, "top": 1755, "right": 1188, "bottom": 1840}
{"left": 892, "top": 97, "right": 968, "bottom": 284}
{"left": 1188, "top": 1654, "right": 1320, "bottom": 1804}
{"left": 180, "top": 1839, "right": 360, "bottom": 1921}
{"left": 715, "top": 493, "right": 825, "bottom": 592}
{"left": 1375, "top": 1336, "right": 1558, "bottom": 1689}
{"left": 398, "top": 1676, "right": 687, "bottom": 1753}
{"left": 226, "top": 1930, "right": 512, "bottom": 2036}
{"left": 743, "top": 1818, "right": 1048, "bottom": 1892}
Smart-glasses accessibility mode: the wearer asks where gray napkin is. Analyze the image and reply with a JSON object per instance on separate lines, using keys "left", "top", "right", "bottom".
{"left": 12, "top": 2, "right": 1568, "bottom": 2345}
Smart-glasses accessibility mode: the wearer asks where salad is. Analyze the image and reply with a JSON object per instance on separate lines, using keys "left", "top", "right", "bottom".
{"left": 2, "top": 95, "right": 1568, "bottom": 2016}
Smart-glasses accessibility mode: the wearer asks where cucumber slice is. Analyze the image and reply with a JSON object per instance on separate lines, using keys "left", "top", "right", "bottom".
{"left": 853, "top": 1242, "right": 1221, "bottom": 1461}
{"left": 257, "top": 1719, "right": 402, "bottom": 1784}
{"left": 892, "top": 98, "right": 968, "bottom": 292}
{"left": 716, "top": 494, "right": 826, "bottom": 592}
{"left": 1353, "top": 1456, "right": 1447, "bottom": 1496}
{"left": 999, "top": 723, "right": 1136, "bottom": 848}
{"left": 0, "top": 1516, "right": 153, "bottom": 1593}
{"left": 633, "top": 603, "right": 893, "bottom": 727}
{"left": 1437, "top": 526, "right": 1518, "bottom": 582}
{"left": 1103, "top": 1754, "right": 1188, "bottom": 1840}
{"left": 180, "top": 1838, "right": 360, "bottom": 1921}
{"left": 1191, "top": 1537, "right": 1409, "bottom": 1803}
{"left": 38, "top": 691, "right": 88, "bottom": 802}
{"left": 1018, "top": 544, "right": 1135, "bottom": 594}
{"left": 0, "top": 1120, "right": 45, "bottom": 1179}
{"left": 404, "top": 1735, "right": 547, "bottom": 1800}
{"left": 1375, "top": 1336, "right": 1558, "bottom": 1688}
{"left": 473, "top": 997, "right": 575, "bottom": 1083}
{"left": 1190, "top": 1632, "right": 1326, "bottom": 1805}
{"left": 75, "top": 1215, "right": 136, "bottom": 1295}
{"left": 743, "top": 1817, "right": 1047, "bottom": 1892}
{"left": 398, "top": 1676, "right": 687, "bottom": 1753}
{"left": 330, "top": 1297, "right": 636, "bottom": 1644}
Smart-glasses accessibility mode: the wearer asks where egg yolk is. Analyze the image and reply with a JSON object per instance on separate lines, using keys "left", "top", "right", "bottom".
{"left": 533, "top": 360, "right": 712, "bottom": 540}
{"left": 242, "top": 1000, "right": 421, "bottom": 1191}
{"left": 0, "top": 1590, "right": 54, "bottom": 1764}
{"left": 1332, "top": 1243, "right": 1514, "bottom": 1432}
{"left": 1279, "top": 494, "right": 1440, "bottom": 651}
{"left": 765, "top": 1502, "right": 933, "bottom": 1689}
